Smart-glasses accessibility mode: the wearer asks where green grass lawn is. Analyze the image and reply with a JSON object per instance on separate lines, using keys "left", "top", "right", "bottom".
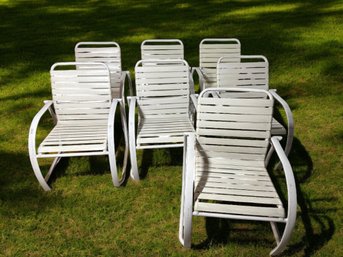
{"left": 0, "top": 0, "right": 342, "bottom": 256}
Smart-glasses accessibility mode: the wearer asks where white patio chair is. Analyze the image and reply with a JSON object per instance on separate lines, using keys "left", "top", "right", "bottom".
{"left": 192, "top": 38, "right": 241, "bottom": 91}
{"left": 28, "top": 62, "right": 129, "bottom": 191}
{"left": 75, "top": 42, "right": 131, "bottom": 173}
{"left": 128, "top": 59, "right": 195, "bottom": 180}
{"left": 217, "top": 55, "right": 294, "bottom": 157}
{"left": 179, "top": 88, "right": 297, "bottom": 256}
{"left": 75, "top": 42, "right": 133, "bottom": 100}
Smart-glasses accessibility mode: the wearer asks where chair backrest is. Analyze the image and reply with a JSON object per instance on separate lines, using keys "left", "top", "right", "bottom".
{"left": 141, "top": 39, "right": 184, "bottom": 61}
{"left": 217, "top": 55, "right": 268, "bottom": 90}
{"left": 75, "top": 42, "right": 122, "bottom": 98}
{"left": 196, "top": 88, "right": 274, "bottom": 167}
{"left": 135, "top": 59, "right": 190, "bottom": 119}
{"left": 199, "top": 38, "right": 241, "bottom": 89}
{"left": 50, "top": 62, "right": 112, "bottom": 124}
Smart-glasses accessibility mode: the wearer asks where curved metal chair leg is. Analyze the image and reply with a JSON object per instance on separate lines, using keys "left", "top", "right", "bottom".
{"left": 28, "top": 101, "right": 57, "bottom": 191}
{"left": 179, "top": 178, "right": 193, "bottom": 248}
{"left": 30, "top": 157, "right": 51, "bottom": 191}
{"left": 129, "top": 136, "right": 139, "bottom": 180}
{"left": 183, "top": 208, "right": 192, "bottom": 248}
{"left": 128, "top": 97, "right": 139, "bottom": 180}
{"left": 28, "top": 130, "right": 51, "bottom": 191}
{"left": 112, "top": 101, "right": 129, "bottom": 186}
{"left": 179, "top": 133, "right": 195, "bottom": 248}
{"left": 108, "top": 99, "right": 131, "bottom": 187}
{"left": 29, "top": 154, "right": 63, "bottom": 191}
{"left": 270, "top": 222, "right": 281, "bottom": 244}
{"left": 108, "top": 149, "right": 119, "bottom": 187}
{"left": 116, "top": 101, "right": 129, "bottom": 185}
{"left": 270, "top": 137, "right": 297, "bottom": 256}
{"left": 108, "top": 100, "right": 120, "bottom": 187}
{"left": 45, "top": 156, "right": 62, "bottom": 182}
{"left": 270, "top": 220, "right": 295, "bottom": 256}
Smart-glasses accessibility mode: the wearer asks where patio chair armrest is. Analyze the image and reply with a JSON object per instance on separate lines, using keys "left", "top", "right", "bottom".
{"left": 269, "top": 90, "right": 294, "bottom": 156}
{"left": 120, "top": 70, "right": 133, "bottom": 101}
{"left": 270, "top": 136, "right": 297, "bottom": 255}
{"left": 192, "top": 67, "right": 205, "bottom": 92}
{"left": 28, "top": 100, "right": 54, "bottom": 153}
{"left": 190, "top": 94, "right": 199, "bottom": 112}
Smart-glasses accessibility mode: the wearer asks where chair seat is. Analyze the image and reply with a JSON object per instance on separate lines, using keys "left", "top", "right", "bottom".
{"left": 194, "top": 159, "right": 285, "bottom": 219}
{"left": 38, "top": 121, "right": 108, "bottom": 156}
{"left": 271, "top": 118, "right": 286, "bottom": 135}
{"left": 137, "top": 116, "right": 194, "bottom": 148}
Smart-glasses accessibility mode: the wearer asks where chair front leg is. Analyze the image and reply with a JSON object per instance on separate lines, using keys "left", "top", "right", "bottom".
{"left": 270, "top": 137, "right": 297, "bottom": 256}
{"left": 179, "top": 133, "right": 196, "bottom": 248}
{"left": 127, "top": 96, "right": 140, "bottom": 180}
{"left": 108, "top": 99, "right": 120, "bottom": 186}
{"left": 119, "top": 99, "right": 129, "bottom": 181}
{"left": 28, "top": 101, "right": 54, "bottom": 191}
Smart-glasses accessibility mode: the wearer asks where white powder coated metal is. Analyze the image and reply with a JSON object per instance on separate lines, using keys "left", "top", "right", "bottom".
{"left": 128, "top": 59, "right": 195, "bottom": 180}
{"left": 217, "top": 55, "right": 294, "bottom": 157}
{"left": 28, "top": 62, "right": 129, "bottom": 190}
{"left": 179, "top": 88, "right": 297, "bottom": 256}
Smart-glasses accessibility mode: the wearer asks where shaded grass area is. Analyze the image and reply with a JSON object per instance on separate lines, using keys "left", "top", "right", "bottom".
{"left": 0, "top": 0, "right": 342, "bottom": 256}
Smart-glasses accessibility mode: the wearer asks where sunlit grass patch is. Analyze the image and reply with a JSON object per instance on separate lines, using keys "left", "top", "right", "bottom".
{"left": 0, "top": 0, "right": 342, "bottom": 256}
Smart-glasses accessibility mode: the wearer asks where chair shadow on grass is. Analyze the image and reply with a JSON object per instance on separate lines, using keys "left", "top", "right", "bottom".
{"left": 48, "top": 113, "right": 131, "bottom": 186}
{"left": 139, "top": 149, "right": 153, "bottom": 180}
{"left": 192, "top": 137, "right": 335, "bottom": 256}
{"left": 284, "top": 138, "right": 335, "bottom": 256}
{"left": 0, "top": 152, "right": 64, "bottom": 214}
{"left": 48, "top": 150, "right": 130, "bottom": 187}
{"left": 139, "top": 147, "right": 184, "bottom": 179}
{"left": 45, "top": 157, "right": 69, "bottom": 187}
